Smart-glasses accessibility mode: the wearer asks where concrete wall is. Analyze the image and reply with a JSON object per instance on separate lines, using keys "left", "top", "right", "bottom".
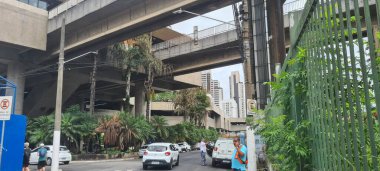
{"left": 94, "top": 109, "right": 120, "bottom": 116}
{"left": 230, "top": 125, "right": 246, "bottom": 132}
{"left": 151, "top": 102, "right": 175, "bottom": 111}
{"left": 207, "top": 116, "right": 216, "bottom": 128}
{"left": 0, "top": 0, "right": 47, "bottom": 50}
{"left": 161, "top": 116, "right": 184, "bottom": 126}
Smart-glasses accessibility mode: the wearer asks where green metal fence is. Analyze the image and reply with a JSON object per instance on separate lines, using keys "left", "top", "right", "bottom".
{"left": 266, "top": 0, "right": 380, "bottom": 170}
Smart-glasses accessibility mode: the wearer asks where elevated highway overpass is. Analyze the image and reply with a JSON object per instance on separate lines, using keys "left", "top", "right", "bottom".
{"left": 28, "top": 0, "right": 239, "bottom": 63}
{"left": 151, "top": 0, "right": 379, "bottom": 76}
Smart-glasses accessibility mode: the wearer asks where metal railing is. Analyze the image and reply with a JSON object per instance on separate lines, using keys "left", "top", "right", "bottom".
{"left": 266, "top": 0, "right": 380, "bottom": 170}
{"left": 48, "top": 0, "right": 85, "bottom": 19}
{"left": 152, "top": 21, "right": 236, "bottom": 51}
{"left": 283, "top": 0, "right": 307, "bottom": 14}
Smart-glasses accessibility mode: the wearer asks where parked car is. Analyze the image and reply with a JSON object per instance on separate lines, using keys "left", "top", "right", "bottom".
{"left": 178, "top": 142, "right": 191, "bottom": 152}
{"left": 174, "top": 144, "right": 182, "bottom": 153}
{"left": 30, "top": 145, "right": 72, "bottom": 166}
{"left": 142, "top": 143, "right": 180, "bottom": 170}
{"left": 211, "top": 138, "right": 234, "bottom": 167}
{"left": 191, "top": 143, "right": 200, "bottom": 151}
{"left": 139, "top": 144, "right": 149, "bottom": 158}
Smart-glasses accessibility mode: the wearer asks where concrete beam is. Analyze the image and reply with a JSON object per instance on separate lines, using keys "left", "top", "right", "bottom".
{"left": 171, "top": 49, "right": 241, "bottom": 76}
{"left": 0, "top": 0, "right": 47, "bottom": 51}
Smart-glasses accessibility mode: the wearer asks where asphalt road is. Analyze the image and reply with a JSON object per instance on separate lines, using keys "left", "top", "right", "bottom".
{"left": 30, "top": 151, "right": 231, "bottom": 171}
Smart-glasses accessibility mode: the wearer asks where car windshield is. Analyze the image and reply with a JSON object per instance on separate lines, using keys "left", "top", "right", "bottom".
{"left": 147, "top": 146, "right": 167, "bottom": 152}
{"left": 141, "top": 146, "right": 148, "bottom": 149}
{"left": 178, "top": 143, "right": 183, "bottom": 146}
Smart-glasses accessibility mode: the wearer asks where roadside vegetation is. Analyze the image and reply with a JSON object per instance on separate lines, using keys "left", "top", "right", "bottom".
{"left": 27, "top": 89, "right": 218, "bottom": 154}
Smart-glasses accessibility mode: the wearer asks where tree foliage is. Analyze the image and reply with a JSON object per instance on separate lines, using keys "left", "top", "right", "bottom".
{"left": 173, "top": 88, "right": 210, "bottom": 126}
{"left": 27, "top": 105, "right": 97, "bottom": 152}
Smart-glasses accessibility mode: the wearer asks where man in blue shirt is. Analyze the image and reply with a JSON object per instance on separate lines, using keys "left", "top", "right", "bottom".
{"left": 231, "top": 137, "right": 247, "bottom": 171}
{"left": 37, "top": 143, "right": 48, "bottom": 171}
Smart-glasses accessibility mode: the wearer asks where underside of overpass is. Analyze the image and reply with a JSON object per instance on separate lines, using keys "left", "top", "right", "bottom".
{"left": 1, "top": 0, "right": 346, "bottom": 116}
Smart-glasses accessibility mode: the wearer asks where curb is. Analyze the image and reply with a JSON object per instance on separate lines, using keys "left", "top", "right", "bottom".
{"left": 71, "top": 157, "right": 138, "bottom": 164}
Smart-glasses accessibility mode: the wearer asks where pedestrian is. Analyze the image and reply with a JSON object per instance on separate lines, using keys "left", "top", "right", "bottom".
{"left": 23, "top": 142, "right": 31, "bottom": 171}
{"left": 231, "top": 137, "right": 247, "bottom": 171}
{"left": 37, "top": 143, "right": 48, "bottom": 171}
{"left": 200, "top": 138, "right": 207, "bottom": 166}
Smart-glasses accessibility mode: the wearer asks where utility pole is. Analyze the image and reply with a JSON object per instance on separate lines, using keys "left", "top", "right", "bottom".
{"left": 89, "top": 53, "right": 97, "bottom": 115}
{"left": 51, "top": 16, "right": 65, "bottom": 171}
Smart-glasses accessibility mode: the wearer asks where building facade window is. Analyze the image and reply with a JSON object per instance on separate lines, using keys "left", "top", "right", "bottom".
{"left": 17, "top": 0, "right": 45, "bottom": 9}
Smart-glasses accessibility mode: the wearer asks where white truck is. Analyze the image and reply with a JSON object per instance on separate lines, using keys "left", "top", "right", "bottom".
{"left": 211, "top": 138, "right": 235, "bottom": 167}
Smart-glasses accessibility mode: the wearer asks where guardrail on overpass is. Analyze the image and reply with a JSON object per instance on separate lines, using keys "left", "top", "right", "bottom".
{"left": 152, "top": 20, "right": 236, "bottom": 51}
{"left": 153, "top": 0, "right": 308, "bottom": 52}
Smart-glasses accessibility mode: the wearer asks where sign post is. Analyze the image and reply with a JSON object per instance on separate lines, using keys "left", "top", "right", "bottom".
{"left": 0, "top": 76, "right": 16, "bottom": 169}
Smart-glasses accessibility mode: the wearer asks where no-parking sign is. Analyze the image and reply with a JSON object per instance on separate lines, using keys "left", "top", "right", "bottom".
{"left": 0, "top": 96, "right": 12, "bottom": 120}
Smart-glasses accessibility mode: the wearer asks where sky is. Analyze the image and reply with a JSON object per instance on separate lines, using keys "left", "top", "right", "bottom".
{"left": 171, "top": 6, "right": 244, "bottom": 100}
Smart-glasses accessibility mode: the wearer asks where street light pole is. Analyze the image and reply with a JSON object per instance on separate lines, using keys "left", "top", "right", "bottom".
{"left": 173, "top": 8, "right": 236, "bottom": 26}
{"left": 51, "top": 15, "right": 65, "bottom": 171}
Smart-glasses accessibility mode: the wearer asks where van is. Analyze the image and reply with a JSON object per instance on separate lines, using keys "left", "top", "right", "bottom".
{"left": 211, "top": 138, "right": 235, "bottom": 167}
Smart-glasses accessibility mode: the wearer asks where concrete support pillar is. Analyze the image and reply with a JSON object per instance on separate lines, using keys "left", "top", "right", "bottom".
{"left": 267, "top": 0, "right": 286, "bottom": 68}
{"left": 6, "top": 63, "right": 25, "bottom": 114}
{"left": 134, "top": 82, "right": 146, "bottom": 117}
{"left": 204, "top": 112, "right": 208, "bottom": 129}
{"left": 243, "top": 0, "right": 255, "bottom": 101}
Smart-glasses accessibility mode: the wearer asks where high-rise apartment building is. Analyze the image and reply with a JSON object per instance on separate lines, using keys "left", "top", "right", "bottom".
{"left": 201, "top": 70, "right": 212, "bottom": 92}
{"left": 201, "top": 71, "right": 223, "bottom": 108}
{"left": 229, "top": 71, "right": 246, "bottom": 118}
{"left": 237, "top": 82, "right": 246, "bottom": 118}
{"left": 211, "top": 80, "right": 223, "bottom": 108}
{"left": 229, "top": 71, "right": 240, "bottom": 99}
{"left": 222, "top": 99, "right": 238, "bottom": 118}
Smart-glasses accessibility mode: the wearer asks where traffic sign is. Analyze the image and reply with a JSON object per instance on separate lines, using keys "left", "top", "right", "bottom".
{"left": 0, "top": 96, "right": 13, "bottom": 120}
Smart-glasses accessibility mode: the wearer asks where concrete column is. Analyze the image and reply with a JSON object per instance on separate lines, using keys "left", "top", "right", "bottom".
{"left": 134, "top": 82, "right": 146, "bottom": 117}
{"left": 204, "top": 112, "right": 208, "bottom": 129}
{"left": 6, "top": 63, "right": 25, "bottom": 114}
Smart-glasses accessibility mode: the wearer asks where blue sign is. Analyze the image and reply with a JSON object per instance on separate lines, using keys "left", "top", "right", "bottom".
{"left": 0, "top": 114, "right": 27, "bottom": 171}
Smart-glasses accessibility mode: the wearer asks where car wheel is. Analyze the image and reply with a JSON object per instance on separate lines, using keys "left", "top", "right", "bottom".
{"left": 175, "top": 156, "right": 179, "bottom": 166}
{"left": 46, "top": 158, "right": 52, "bottom": 166}
{"left": 212, "top": 159, "right": 216, "bottom": 167}
{"left": 167, "top": 160, "right": 173, "bottom": 170}
{"left": 63, "top": 161, "right": 70, "bottom": 165}
{"left": 143, "top": 164, "right": 148, "bottom": 170}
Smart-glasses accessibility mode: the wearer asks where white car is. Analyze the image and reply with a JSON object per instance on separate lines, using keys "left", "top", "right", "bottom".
{"left": 142, "top": 143, "right": 180, "bottom": 170}
{"left": 212, "top": 138, "right": 234, "bottom": 167}
{"left": 30, "top": 145, "right": 72, "bottom": 166}
{"left": 178, "top": 142, "right": 191, "bottom": 152}
{"left": 139, "top": 145, "right": 149, "bottom": 158}
{"left": 173, "top": 144, "right": 182, "bottom": 153}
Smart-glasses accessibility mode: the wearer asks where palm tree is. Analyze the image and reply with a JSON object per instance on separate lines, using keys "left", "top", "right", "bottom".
{"left": 95, "top": 115, "right": 120, "bottom": 148}
{"left": 131, "top": 34, "right": 172, "bottom": 118}
{"left": 96, "top": 112, "right": 155, "bottom": 150}
{"left": 27, "top": 115, "right": 54, "bottom": 145}
{"left": 150, "top": 116, "right": 169, "bottom": 141}
{"left": 107, "top": 34, "right": 172, "bottom": 115}
{"left": 61, "top": 114, "right": 82, "bottom": 153}
{"left": 107, "top": 43, "right": 144, "bottom": 112}
{"left": 118, "top": 112, "right": 155, "bottom": 150}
